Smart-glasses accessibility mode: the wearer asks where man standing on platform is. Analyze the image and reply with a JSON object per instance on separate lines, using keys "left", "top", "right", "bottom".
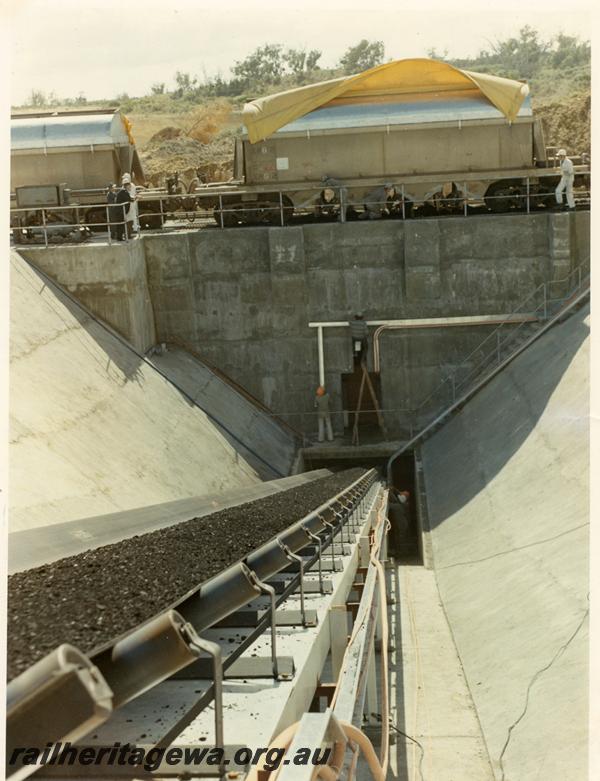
{"left": 315, "top": 386, "right": 334, "bottom": 442}
{"left": 555, "top": 149, "right": 576, "bottom": 210}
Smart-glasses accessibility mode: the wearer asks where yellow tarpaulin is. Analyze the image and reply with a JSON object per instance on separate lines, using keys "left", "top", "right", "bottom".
{"left": 243, "top": 58, "right": 529, "bottom": 143}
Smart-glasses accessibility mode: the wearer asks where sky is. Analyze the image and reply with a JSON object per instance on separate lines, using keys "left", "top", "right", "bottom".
{"left": 6, "top": 0, "right": 593, "bottom": 105}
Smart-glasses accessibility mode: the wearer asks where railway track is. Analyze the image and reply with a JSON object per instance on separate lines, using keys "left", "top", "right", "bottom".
{"left": 7, "top": 468, "right": 391, "bottom": 781}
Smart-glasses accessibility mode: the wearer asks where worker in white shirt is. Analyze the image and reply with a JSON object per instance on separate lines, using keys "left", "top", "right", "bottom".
{"left": 555, "top": 149, "right": 575, "bottom": 210}
{"left": 121, "top": 173, "right": 140, "bottom": 233}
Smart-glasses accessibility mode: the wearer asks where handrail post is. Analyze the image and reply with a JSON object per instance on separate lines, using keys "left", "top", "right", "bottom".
{"left": 463, "top": 182, "right": 468, "bottom": 217}
{"left": 526, "top": 177, "right": 530, "bottom": 214}
{"left": 279, "top": 191, "right": 284, "bottom": 227}
{"left": 41, "top": 208, "right": 48, "bottom": 248}
{"left": 401, "top": 184, "right": 406, "bottom": 220}
{"left": 106, "top": 205, "right": 111, "bottom": 245}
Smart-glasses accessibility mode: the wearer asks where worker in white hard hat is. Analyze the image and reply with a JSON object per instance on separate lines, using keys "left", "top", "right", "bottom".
{"left": 121, "top": 172, "right": 140, "bottom": 233}
{"left": 555, "top": 149, "right": 575, "bottom": 210}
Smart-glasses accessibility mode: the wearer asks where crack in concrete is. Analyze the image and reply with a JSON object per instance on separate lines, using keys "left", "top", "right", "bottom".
{"left": 498, "top": 598, "right": 589, "bottom": 781}
{"left": 438, "top": 522, "right": 589, "bottom": 569}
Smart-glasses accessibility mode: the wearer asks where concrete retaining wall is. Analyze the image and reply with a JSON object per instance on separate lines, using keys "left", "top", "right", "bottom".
{"left": 18, "top": 239, "right": 156, "bottom": 353}
{"left": 10, "top": 252, "right": 260, "bottom": 531}
{"left": 22, "top": 211, "right": 589, "bottom": 436}
{"left": 421, "top": 304, "right": 589, "bottom": 780}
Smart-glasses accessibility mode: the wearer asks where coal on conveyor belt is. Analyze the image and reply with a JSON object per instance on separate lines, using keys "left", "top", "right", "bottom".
{"left": 7, "top": 468, "right": 366, "bottom": 681}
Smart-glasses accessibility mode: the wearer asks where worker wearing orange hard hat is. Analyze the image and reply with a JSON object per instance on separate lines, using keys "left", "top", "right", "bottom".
{"left": 314, "top": 385, "right": 333, "bottom": 442}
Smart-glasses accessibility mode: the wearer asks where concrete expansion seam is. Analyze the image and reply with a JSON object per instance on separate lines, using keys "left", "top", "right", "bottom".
{"left": 436, "top": 522, "right": 590, "bottom": 570}
{"left": 497, "top": 598, "right": 590, "bottom": 781}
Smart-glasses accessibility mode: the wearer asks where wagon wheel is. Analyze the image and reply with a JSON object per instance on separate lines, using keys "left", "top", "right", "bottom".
{"left": 484, "top": 181, "right": 522, "bottom": 212}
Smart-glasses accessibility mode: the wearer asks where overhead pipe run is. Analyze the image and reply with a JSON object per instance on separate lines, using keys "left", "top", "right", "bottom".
{"left": 371, "top": 314, "right": 540, "bottom": 373}
{"left": 308, "top": 315, "right": 539, "bottom": 380}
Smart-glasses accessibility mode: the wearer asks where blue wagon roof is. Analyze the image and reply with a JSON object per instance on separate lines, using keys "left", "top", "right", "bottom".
{"left": 276, "top": 92, "right": 532, "bottom": 134}
{"left": 11, "top": 111, "right": 131, "bottom": 150}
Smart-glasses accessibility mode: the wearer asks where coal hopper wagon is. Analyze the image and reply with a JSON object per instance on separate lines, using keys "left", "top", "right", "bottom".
{"left": 206, "top": 57, "right": 588, "bottom": 225}
{"left": 10, "top": 109, "right": 169, "bottom": 239}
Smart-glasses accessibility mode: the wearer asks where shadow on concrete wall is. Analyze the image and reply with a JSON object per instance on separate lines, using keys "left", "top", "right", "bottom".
{"left": 25, "top": 262, "right": 147, "bottom": 386}
{"left": 24, "top": 261, "right": 296, "bottom": 480}
{"left": 424, "top": 305, "right": 589, "bottom": 529}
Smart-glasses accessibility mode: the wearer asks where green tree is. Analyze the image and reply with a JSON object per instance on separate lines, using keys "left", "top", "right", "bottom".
{"left": 27, "top": 89, "right": 47, "bottom": 107}
{"left": 339, "top": 40, "right": 384, "bottom": 74}
{"left": 550, "top": 33, "right": 590, "bottom": 68}
{"left": 488, "top": 25, "right": 549, "bottom": 80}
{"left": 173, "top": 71, "right": 198, "bottom": 98}
{"left": 151, "top": 82, "right": 166, "bottom": 95}
{"left": 232, "top": 44, "right": 284, "bottom": 88}
{"left": 283, "top": 48, "right": 322, "bottom": 75}
{"left": 427, "top": 47, "right": 449, "bottom": 61}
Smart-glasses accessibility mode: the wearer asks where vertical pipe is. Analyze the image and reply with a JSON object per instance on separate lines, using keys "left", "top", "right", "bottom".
{"left": 279, "top": 191, "right": 284, "bottom": 227}
{"left": 318, "top": 326, "right": 325, "bottom": 387}
{"left": 401, "top": 185, "right": 406, "bottom": 220}
{"left": 218, "top": 195, "right": 224, "bottom": 229}
{"left": 463, "top": 182, "right": 468, "bottom": 217}
{"left": 106, "top": 205, "right": 112, "bottom": 246}
{"left": 526, "top": 177, "right": 530, "bottom": 214}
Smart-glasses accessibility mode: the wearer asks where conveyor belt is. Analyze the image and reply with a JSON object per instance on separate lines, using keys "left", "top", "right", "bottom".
{"left": 7, "top": 469, "right": 380, "bottom": 781}
{"left": 8, "top": 470, "right": 333, "bottom": 575}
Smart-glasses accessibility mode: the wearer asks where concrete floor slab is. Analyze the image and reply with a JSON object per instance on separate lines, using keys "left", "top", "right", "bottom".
{"left": 390, "top": 564, "right": 494, "bottom": 780}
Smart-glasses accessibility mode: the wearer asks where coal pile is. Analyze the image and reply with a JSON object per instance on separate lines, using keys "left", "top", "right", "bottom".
{"left": 8, "top": 469, "right": 366, "bottom": 681}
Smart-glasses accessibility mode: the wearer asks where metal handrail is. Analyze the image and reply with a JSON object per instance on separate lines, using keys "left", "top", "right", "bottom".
{"left": 9, "top": 170, "right": 591, "bottom": 243}
{"left": 386, "top": 263, "right": 590, "bottom": 483}
{"left": 412, "top": 260, "right": 589, "bottom": 416}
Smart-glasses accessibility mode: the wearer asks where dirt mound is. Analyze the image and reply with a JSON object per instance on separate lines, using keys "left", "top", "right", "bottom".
{"left": 534, "top": 91, "right": 590, "bottom": 155}
{"left": 186, "top": 100, "right": 232, "bottom": 144}
{"left": 137, "top": 99, "right": 237, "bottom": 188}
{"left": 140, "top": 133, "right": 234, "bottom": 187}
{"left": 148, "top": 126, "right": 184, "bottom": 143}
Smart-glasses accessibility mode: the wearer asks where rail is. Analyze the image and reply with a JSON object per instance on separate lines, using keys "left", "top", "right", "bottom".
{"left": 7, "top": 470, "right": 381, "bottom": 779}
{"left": 9, "top": 170, "right": 591, "bottom": 245}
{"left": 386, "top": 261, "right": 590, "bottom": 482}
